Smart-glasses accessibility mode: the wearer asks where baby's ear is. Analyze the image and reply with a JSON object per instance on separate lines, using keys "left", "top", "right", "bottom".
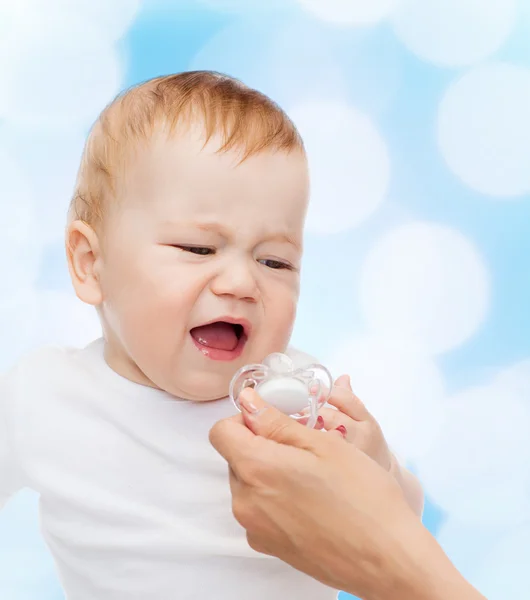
{"left": 65, "top": 220, "right": 103, "bottom": 306}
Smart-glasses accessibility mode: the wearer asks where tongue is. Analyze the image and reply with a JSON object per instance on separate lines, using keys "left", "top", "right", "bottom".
{"left": 190, "top": 322, "right": 239, "bottom": 351}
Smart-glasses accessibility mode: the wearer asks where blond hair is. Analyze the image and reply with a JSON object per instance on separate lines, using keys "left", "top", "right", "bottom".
{"left": 69, "top": 71, "right": 304, "bottom": 228}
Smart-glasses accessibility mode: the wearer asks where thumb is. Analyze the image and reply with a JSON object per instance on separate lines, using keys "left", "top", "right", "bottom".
{"left": 239, "top": 387, "right": 321, "bottom": 452}
{"left": 335, "top": 374, "right": 352, "bottom": 390}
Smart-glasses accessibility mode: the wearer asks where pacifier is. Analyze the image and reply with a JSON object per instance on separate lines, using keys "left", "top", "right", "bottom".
{"left": 229, "top": 352, "right": 332, "bottom": 428}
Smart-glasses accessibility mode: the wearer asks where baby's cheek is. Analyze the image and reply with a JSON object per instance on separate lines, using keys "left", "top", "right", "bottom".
{"left": 268, "top": 295, "right": 297, "bottom": 342}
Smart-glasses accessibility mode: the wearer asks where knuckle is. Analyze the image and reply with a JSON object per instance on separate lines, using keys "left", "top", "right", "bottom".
{"left": 207, "top": 423, "right": 220, "bottom": 446}
{"left": 237, "top": 455, "right": 271, "bottom": 486}
{"left": 266, "top": 419, "right": 292, "bottom": 442}
{"left": 208, "top": 419, "right": 229, "bottom": 445}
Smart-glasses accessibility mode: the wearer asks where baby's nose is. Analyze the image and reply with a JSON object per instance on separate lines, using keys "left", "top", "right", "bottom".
{"left": 210, "top": 261, "right": 259, "bottom": 302}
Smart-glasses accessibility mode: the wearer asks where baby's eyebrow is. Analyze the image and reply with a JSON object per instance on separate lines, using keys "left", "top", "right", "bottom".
{"left": 160, "top": 220, "right": 224, "bottom": 233}
{"left": 266, "top": 232, "right": 302, "bottom": 251}
{"left": 161, "top": 220, "right": 302, "bottom": 250}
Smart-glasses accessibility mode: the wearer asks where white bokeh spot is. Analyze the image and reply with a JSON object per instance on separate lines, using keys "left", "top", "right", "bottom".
{"left": 8, "top": 0, "right": 141, "bottom": 42}
{"left": 0, "top": 286, "right": 101, "bottom": 372}
{"left": 437, "top": 63, "right": 530, "bottom": 197}
{"left": 189, "top": 19, "right": 349, "bottom": 110}
{"left": 2, "top": 127, "right": 86, "bottom": 244}
{"left": 296, "top": 0, "right": 398, "bottom": 26}
{"left": 359, "top": 222, "right": 490, "bottom": 355}
{"left": 325, "top": 335, "right": 446, "bottom": 462}
{"left": 0, "top": 12, "right": 123, "bottom": 130}
{"left": 289, "top": 101, "right": 390, "bottom": 234}
{"left": 0, "top": 290, "right": 39, "bottom": 372}
{"left": 197, "top": 0, "right": 287, "bottom": 11}
{"left": 33, "top": 290, "right": 102, "bottom": 349}
{"left": 392, "top": 0, "right": 516, "bottom": 68}
{"left": 416, "top": 360, "right": 530, "bottom": 527}
{"left": 0, "top": 1, "right": 19, "bottom": 40}
{"left": 0, "top": 145, "right": 42, "bottom": 293}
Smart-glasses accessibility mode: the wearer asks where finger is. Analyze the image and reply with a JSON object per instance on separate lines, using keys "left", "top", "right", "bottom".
{"left": 294, "top": 414, "right": 325, "bottom": 430}
{"left": 239, "top": 388, "right": 323, "bottom": 452}
{"left": 318, "top": 414, "right": 351, "bottom": 441}
{"left": 334, "top": 374, "right": 351, "bottom": 389}
{"left": 327, "top": 425, "right": 349, "bottom": 441}
{"left": 317, "top": 407, "right": 355, "bottom": 432}
{"left": 328, "top": 376, "right": 371, "bottom": 421}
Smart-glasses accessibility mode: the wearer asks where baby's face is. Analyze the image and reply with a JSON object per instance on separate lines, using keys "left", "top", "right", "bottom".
{"left": 98, "top": 130, "right": 309, "bottom": 401}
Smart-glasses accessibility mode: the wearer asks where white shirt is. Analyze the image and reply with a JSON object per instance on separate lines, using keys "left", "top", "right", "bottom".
{"left": 0, "top": 339, "right": 338, "bottom": 600}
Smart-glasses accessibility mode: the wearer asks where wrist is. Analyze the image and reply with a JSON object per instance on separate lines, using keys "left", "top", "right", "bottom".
{"left": 388, "top": 454, "right": 424, "bottom": 517}
{"left": 369, "top": 521, "right": 484, "bottom": 600}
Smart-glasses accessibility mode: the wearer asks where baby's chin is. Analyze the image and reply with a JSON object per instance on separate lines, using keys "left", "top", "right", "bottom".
{"left": 161, "top": 373, "right": 232, "bottom": 403}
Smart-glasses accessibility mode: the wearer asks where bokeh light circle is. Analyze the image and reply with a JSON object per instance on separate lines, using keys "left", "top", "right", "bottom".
{"left": 296, "top": 0, "right": 398, "bottom": 26}
{"left": 189, "top": 19, "right": 348, "bottom": 110}
{"left": 0, "top": 14, "right": 122, "bottom": 130}
{"left": 416, "top": 361, "right": 530, "bottom": 527}
{"left": 289, "top": 101, "right": 390, "bottom": 234}
{"left": 437, "top": 62, "right": 530, "bottom": 197}
{"left": 0, "top": 290, "right": 39, "bottom": 372}
{"left": 392, "top": 0, "right": 516, "bottom": 68}
{"left": 0, "top": 145, "right": 42, "bottom": 293}
{"left": 359, "top": 222, "right": 490, "bottom": 354}
{"left": 326, "top": 335, "right": 446, "bottom": 462}
{"left": 2, "top": 127, "right": 86, "bottom": 244}
{"left": 0, "top": 289, "right": 102, "bottom": 372}
{"left": 197, "top": 0, "right": 287, "bottom": 11}
{"left": 14, "top": 0, "right": 142, "bottom": 42}
{"left": 33, "top": 290, "right": 102, "bottom": 349}
{"left": 0, "top": 0, "right": 19, "bottom": 40}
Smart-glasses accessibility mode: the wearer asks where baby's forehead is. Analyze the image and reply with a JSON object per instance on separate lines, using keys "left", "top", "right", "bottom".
{"left": 122, "top": 129, "right": 309, "bottom": 220}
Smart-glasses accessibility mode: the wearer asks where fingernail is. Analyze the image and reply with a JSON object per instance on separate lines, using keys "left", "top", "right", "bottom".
{"left": 335, "top": 425, "right": 347, "bottom": 437}
{"left": 239, "top": 388, "right": 265, "bottom": 415}
{"left": 316, "top": 416, "right": 324, "bottom": 429}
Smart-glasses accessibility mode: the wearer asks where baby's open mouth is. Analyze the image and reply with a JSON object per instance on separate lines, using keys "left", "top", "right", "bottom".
{"left": 190, "top": 321, "right": 248, "bottom": 353}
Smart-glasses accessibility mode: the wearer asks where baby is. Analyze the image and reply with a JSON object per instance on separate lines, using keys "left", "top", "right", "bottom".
{"left": 0, "top": 71, "right": 422, "bottom": 600}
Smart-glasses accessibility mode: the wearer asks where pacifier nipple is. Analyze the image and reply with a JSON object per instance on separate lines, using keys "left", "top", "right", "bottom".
{"left": 256, "top": 377, "right": 309, "bottom": 415}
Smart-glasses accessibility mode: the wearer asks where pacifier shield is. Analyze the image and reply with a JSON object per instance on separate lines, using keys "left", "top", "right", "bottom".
{"left": 229, "top": 352, "right": 333, "bottom": 428}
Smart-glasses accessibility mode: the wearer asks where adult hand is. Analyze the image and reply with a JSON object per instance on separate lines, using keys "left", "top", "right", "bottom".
{"left": 209, "top": 388, "right": 485, "bottom": 600}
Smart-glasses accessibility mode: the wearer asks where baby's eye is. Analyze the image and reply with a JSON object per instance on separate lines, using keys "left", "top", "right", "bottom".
{"left": 259, "top": 258, "right": 293, "bottom": 270}
{"left": 177, "top": 246, "right": 215, "bottom": 256}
